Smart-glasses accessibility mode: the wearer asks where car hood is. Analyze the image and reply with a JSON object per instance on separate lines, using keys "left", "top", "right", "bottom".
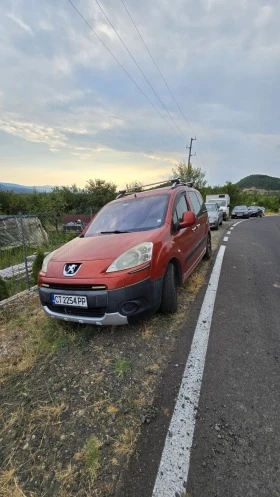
{"left": 207, "top": 213, "right": 218, "bottom": 220}
{"left": 50, "top": 229, "right": 163, "bottom": 263}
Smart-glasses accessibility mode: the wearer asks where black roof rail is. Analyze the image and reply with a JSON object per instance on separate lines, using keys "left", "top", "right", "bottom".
{"left": 115, "top": 178, "right": 193, "bottom": 199}
{"left": 115, "top": 189, "right": 126, "bottom": 199}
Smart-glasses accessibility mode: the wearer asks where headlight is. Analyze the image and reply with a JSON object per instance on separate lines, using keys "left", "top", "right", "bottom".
{"left": 106, "top": 242, "right": 153, "bottom": 273}
{"left": 42, "top": 251, "right": 56, "bottom": 273}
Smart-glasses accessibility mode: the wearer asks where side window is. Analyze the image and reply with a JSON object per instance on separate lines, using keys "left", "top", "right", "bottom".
{"left": 196, "top": 192, "right": 207, "bottom": 214}
{"left": 188, "top": 191, "right": 201, "bottom": 216}
{"left": 172, "top": 194, "right": 189, "bottom": 226}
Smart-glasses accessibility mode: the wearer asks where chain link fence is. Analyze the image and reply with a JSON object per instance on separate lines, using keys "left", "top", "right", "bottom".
{"left": 0, "top": 213, "right": 81, "bottom": 301}
{"left": 0, "top": 214, "right": 47, "bottom": 297}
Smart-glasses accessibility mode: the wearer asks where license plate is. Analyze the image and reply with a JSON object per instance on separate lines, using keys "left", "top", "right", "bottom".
{"left": 52, "top": 294, "right": 88, "bottom": 308}
{"left": 237, "top": 213, "right": 242, "bottom": 216}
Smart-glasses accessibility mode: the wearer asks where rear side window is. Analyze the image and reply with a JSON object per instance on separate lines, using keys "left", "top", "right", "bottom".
{"left": 172, "top": 194, "right": 189, "bottom": 225}
{"left": 188, "top": 191, "right": 201, "bottom": 216}
{"left": 188, "top": 191, "right": 206, "bottom": 216}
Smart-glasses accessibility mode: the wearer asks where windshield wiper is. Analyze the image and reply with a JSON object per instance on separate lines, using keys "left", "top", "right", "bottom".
{"left": 99, "top": 230, "right": 132, "bottom": 234}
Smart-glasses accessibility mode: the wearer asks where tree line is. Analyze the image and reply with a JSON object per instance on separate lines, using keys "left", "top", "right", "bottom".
{"left": 0, "top": 164, "right": 279, "bottom": 231}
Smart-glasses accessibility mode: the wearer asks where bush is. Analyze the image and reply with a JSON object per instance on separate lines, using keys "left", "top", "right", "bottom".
{"left": 0, "top": 276, "right": 9, "bottom": 301}
{"left": 32, "top": 250, "right": 46, "bottom": 284}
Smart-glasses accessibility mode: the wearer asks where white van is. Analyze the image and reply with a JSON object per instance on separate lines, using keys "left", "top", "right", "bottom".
{"left": 205, "top": 194, "right": 230, "bottom": 220}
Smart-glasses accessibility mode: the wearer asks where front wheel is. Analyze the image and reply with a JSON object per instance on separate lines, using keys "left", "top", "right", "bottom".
{"left": 203, "top": 233, "right": 212, "bottom": 260}
{"left": 160, "top": 263, "right": 178, "bottom": 314}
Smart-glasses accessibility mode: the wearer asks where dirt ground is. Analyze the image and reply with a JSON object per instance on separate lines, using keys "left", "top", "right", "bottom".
{"left": 0, "top": 225, "right": 227, "bottom": 497}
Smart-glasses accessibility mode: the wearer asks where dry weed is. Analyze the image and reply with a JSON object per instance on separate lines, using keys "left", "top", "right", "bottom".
{"left": 186, "top": 269, "right": 206, "bottom": 295}
{"left": 114, "top": 421, "right": 140, "bottom": 458}
{"left": 0, "top": 468, "right": 34, "bottom": 497}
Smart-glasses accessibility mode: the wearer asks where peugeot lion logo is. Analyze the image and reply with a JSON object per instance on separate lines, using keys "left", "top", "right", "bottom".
{"left": 63, "top": 263, "right": 81, "bottom": 277}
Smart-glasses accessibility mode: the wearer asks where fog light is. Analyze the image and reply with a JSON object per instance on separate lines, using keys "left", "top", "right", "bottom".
{"left": 120, "top": 301, "right": 139, "bottom": 316}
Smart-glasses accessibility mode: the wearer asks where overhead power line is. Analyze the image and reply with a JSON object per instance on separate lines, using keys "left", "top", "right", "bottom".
{"left": 120, "top": 0, "right": 194, "bottom": 136}
{"left": 93, "top": 0, "right": 186, "bottom": 142}
{"left": 120, "top": 0, "right": 210, "bottom": 170}
{"left": 66, "top": 0, "right": 185, "bottom": 144}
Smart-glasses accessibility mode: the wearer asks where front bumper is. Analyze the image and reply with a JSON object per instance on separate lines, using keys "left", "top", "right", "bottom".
{"left": 209, "top": 219, "right": 218, "bottom": 228}
{"left": 231, "top": 213, "right": 248, "bottom": 219}
{"left": 39, "top": 277, "right": 163, "bottom": 326}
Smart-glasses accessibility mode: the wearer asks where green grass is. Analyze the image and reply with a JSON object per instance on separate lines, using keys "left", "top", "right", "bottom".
{"left": 0, "top": 277, "right": 9, "bottom": 300}
{"left": 0, "top": 231, "right": 79, "bottom": 299}
{"left": 0, "top": 232, "right": 78, "bottom": 271}
{"left": 114, "top": 358, "right": 132, "bottom": 378}
{"left": 0, "top": 246, "right": 34, "bottom": 270}
{"left": 46, "top": 230, "right": 78, "bottom": 251}
{"left": 83, "top": 436, "right": 101, "bottom": 479}
{"left": 0, "top": 310, "right": 80, "bottom": 381}
{"left": 6, "top": 277, "right": 28, "bottom": 297}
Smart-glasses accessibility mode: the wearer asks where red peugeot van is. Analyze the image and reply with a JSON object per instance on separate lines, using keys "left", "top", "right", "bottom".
{"left": 38, "top": 180, "right": 211, "bottom": 325}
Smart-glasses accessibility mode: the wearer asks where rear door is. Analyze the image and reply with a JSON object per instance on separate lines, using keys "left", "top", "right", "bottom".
{"left": 171, "top": 191, "right": 198, "bottom": 278}
{"left": 187, "top": 190, "right": 209, "bottom": 261}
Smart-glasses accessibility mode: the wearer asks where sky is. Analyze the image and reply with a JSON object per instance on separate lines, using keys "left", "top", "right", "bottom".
{"left": 0, "top": 0, "right": 280, "bottom": 190}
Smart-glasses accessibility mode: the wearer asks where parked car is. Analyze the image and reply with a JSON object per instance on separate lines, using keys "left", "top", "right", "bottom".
{"left": 256, "top": 206, "right": 265, "bottom": 216}
{"left": 38, "top": 180, "right": 211, "bottom": 326}
{"left": 231, "top": 205, "right": 250, "bottom": 219}
{"left": 248, "top": 206, "right": 263, "bottom": 218}
{"left": 205, "top": 194, "right": 230, "bottom": 220}
{"left": 205, "top": 202, "right": 223, "bottom": 230}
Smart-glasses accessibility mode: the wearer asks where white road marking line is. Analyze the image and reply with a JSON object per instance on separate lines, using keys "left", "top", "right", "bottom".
{"left": 152, "top": 245, "right": 226, "bottom": 497}
{"left": 223, "top": 236, "right": 229, "bottom": 241}
{"left": 233, "top": 220, "right": 246, "bottom": 226}
{"left": 226, "top": 231, "right": 231, "bottom": 235}
{"left": 230, "top": 227, "right": 234, "bottom": 230}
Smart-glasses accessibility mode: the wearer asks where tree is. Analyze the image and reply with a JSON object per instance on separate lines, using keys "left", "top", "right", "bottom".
{"left": 171, "top": 162, "right": 207, "bottom": 190}
{"left": 125, "top": 181, "right": 143, "bottom": 192}
{"left": 85, "top": 179, "right": 117, "bottom": 212}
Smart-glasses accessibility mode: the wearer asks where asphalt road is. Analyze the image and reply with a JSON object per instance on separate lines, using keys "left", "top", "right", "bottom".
{"left": 117, "top": 216, "right": 280, "bottom": 497}
{"left": 186, "top": 216, "right": 280, "bottom": 497}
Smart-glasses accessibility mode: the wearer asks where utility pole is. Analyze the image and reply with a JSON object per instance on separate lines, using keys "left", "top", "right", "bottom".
{"left": 186, "top": 137, "right": 196, "bottom": 181}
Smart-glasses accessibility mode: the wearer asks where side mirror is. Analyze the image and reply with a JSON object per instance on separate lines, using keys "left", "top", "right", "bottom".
{"left": 179, "top": 211, "right": 196, "bottom": 229}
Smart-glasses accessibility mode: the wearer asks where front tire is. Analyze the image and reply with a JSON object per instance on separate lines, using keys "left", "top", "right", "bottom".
{"left": 160, "top": 263, "right": 178, "bottom": 314}
{"left": 203, "top": 233, "right": 212, "bottom": 260}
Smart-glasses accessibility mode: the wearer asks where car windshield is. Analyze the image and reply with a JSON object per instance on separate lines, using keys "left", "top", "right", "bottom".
{"left": 85, "top": 194, "right": 169, "bottom": 235}
{"left": 209, "top": 199, "right": 226, "bottom": 207}
{"left": 206, "top": 203, "right": 217, "bottom": 212}
{"left": 234, "top": 206, "right": 247, "bottom": 210}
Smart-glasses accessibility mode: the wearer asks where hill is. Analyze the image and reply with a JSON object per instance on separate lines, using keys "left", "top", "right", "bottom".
{"left": 237, "top": 174, "right": 280, "bottom": 191}
{"left": 0, "top": 183, "right": 53, "bottom": 193}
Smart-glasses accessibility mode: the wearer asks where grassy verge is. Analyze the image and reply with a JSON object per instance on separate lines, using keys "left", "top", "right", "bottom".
{"left": 0, "top": 253, "right": 212, "bottom": 497}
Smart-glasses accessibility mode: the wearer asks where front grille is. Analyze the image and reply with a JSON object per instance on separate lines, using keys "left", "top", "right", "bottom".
{"left": 47, "top": 304, "right": 106, "bottom": 318}
{"left": 46, "top": 284, "right": 107, "bottom": 291}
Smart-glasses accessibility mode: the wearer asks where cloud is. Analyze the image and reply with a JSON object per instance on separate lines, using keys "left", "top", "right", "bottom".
{"left": 0, "top": 0, "right": 280, "bottom": 188}
{"left": 6, "top": 13, "right": 34, "bottom": 36}
{"left": 0, "top": 119, "right": 67, "bottom": 149}
{"left": 143, "top": 153, "right": 178, "bottom": 166}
